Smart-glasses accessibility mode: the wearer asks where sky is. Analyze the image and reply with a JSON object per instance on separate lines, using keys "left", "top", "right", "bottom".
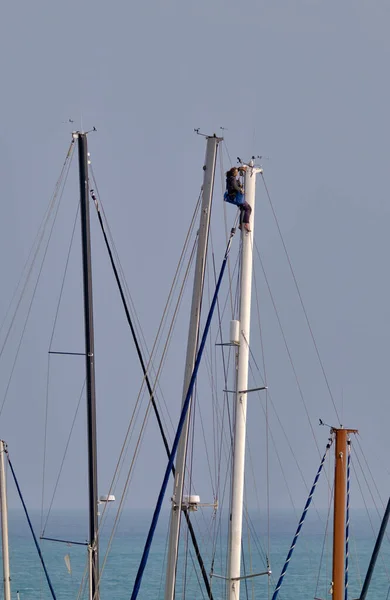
{"left": 0, "top": 0, "right": 390, "bottom": 535}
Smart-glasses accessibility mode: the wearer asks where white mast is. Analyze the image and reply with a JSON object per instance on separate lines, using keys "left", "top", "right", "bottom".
{"left": 228, "top": 161, "right": 262, "bottom": 600}
{"left": 0, "top": 441, "right": 11, "bottom": 600}
{"left": 164, "top": 134, "right": 221, "bottom": 600}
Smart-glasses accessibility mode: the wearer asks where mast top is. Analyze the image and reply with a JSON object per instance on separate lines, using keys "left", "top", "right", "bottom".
{"left": 194, "top": 128, "right": 223, "bottom": 141}
{"left": 72, "top": 127, "right": 97, "bottom": 138}
{"left": 237, "top": 156, "right": 263, "bottom": 174}
{"left": 330, "top": 427, "right": 358, "bottom": 435}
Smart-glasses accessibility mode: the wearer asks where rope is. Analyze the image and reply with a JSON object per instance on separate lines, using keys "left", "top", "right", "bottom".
{"left": 6, "top": 450, "right": 57, "bottom": 600}
{"left": 90, "top": 187, "right": 214, "bottom": 600}
{"left": 41, "top": 202, "right": 80, "bottom": 532}
{"left": 94, "top": 235, "right": 199, "bottom": 598}
{"left": 271, "top": 438, "right": 333, "bottom": 600}
{"left": 90, "top": 165, "right": 201, "bottom": 434}
{"left": 41, "top": 379, "right": 86, "bottom": 535}
{"left": 355, "top": 436, "right": 386, "bottom": 509}
{"left": 253, "top": 239, "right": 322, "bottom": 458}
{"left": 351, "top": 460, "right": 390, "bottom": 583}
{"left": 219, "top": 146, "right": 235, "bottom": 317}
{"left": 0, "top": 141, "right": 74, "bottom": 364}
{"left": 314, "top": 480, "right": 334, "bottom": 599}
{"left": 261, "top": 173, "right": 341, "bottom": 424}
{"left": 353, "top": 446, "right": 390, "bottom": 546}
{"left": 0, "top": 144, "right": 74, "bottom": 418}
{"left": 130, "top": 229, "right": 235, "bottom": 600}
{"left": 252, "top": 249, "right": 275, "bottom": 590}
{"left": 359, "top": 500, "right": 390, "bottom": 599}
{"left": 86, "top": 175, "right": 200, "bottom": 533}
{"left": 345, "top": 440, "right": 351, "bottom": 600}
{"left": 243, "top": 330, "right": 328, "bottom": 523}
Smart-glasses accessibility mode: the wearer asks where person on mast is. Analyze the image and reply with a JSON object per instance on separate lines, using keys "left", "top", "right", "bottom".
{"left": 224, "top": 166, "right": 252, "bottom": 232}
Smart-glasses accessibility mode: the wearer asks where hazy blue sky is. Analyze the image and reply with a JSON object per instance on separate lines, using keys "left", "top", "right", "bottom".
{"left": 1, "top": 0, "right": 390, "bottom": 531}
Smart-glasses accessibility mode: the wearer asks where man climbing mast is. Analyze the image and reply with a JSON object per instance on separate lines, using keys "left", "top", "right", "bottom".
{"left": 224, "top": 166, "right": 252, "bottom": 231}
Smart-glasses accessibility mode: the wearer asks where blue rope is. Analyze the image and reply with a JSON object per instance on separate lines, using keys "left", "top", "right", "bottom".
{"left": 6, "top": 453, "right": 57, "bottom": 600}
{"left": 345, "top": 441, "right": 351, "bottom": 600}
{"left": 130, "top": 231, "right": 235, "bottom": 600}
{"left": 271, "top": 440, "right": 332, "bottom": 600}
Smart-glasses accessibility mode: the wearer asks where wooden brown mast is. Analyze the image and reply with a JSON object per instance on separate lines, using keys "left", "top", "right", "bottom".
{"left": 331, "top": 427, "right": 357, "bottom": 600}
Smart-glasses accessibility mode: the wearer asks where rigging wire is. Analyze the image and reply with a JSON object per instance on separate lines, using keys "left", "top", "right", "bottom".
{"left": 129, "top": 228, "right": 235, "bottom": 600}
{"left": 90, "top": 166, "right": 200, "bottom": 436}
{"left": 41, "top": 201, "right": 80, "bottom": 532}
{"left": 0, "top": 146, "right": 74, "bottom": 418}
{"left": 158, "top": 512, "right": 172, "bottom": 600}
{"left": 91, "top": 193, "right": 198, "bottom": 486}
{"left": 75, "top": 559, "right": 89, "bottom": 600}
{"left": 88, "top": 164, "right": 228, "bottom": 600}
{"left": 93, "top": 236, "right": 199, "bottom": 597}
{"left": 355, "top": 435, "right": 386, "bottom": 509}
{"left": 6, "top": 449, "right": 57, "bottom": 600}
{"left": 41, "top": 379, "right": 86, "bottom": 535}
{"left": 314, "top": 477, "right": 334, "bottom": 599}
{"left": 204, "top": 240, "right": 218, "bottom": 499}
{"left": 271, "top": 438, "right": 333, "bottom": 600}
{"left": 208, "top": 248, "right": 238, "bottom": 586}
{"left": 92, "top": 223, "right": 216, "bottom": 598}
{"left": 219, "top": 144, "right": 235, "bottom": 317}
{"left": 261, "top": 173, "right": 341, "bottom": 424}
{"left": 345, "top": 440, "right": 351, "bottom": 599}
{"left": 88, "top": 163, "right": 241, "bottom": 594}
{"left": 252, "top": 245, "right": 271, "bottom": 597}
{"left": 243, "top": 329, "right": 329, "bottom": 520}
{"left": 351, "top": 460, "right": 390, "bottom": 583}
{"left": 360, "top": 498, "right": 390, "bottom": 600}
{"left": 90, "top": 166, "right": 201, "bottom": 439}
{"left": 353, "top": 444, "right": 389, "bottom": 532}
{"left": 253, "top": 238, "right": 322, "bottom": 458}
{"left": 0, "top": 140, "right": 75, "bottom": 364}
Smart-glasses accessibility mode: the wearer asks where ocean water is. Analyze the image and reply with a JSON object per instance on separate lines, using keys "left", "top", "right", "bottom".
{"left": 3, "top": 509, "right": 390, "bottom": 600}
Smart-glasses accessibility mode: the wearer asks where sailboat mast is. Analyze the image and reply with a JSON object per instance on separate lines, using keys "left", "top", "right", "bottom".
{"left": 76, "top": 132, "right": 99, "bottom": 600}
{"left": 164, "top": 134, "right": 221, "bottom": 600}
{"left": 0, "top": 441, "right": 11, "bottom": 600}
{"left": 228, "top": 161, "right": 261, "bottom": 600}
{"left": 331, "top": 427, "right": 356, "bottom": 600}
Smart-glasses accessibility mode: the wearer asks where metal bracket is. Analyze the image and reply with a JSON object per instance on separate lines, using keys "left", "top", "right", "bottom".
{"left": 194, "top": 128, "right": 223, "bottom": 141}
{"left": 40, "top": 536, "right": 88, "bottom": 546}
{"left": 48, "top": 351, "right": 85, "bottom": 356}
{"left": 224, "top": 386, "right": 267, "bottom": 394}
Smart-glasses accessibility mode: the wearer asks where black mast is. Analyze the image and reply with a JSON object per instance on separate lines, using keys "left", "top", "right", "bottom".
{"left": 77, "top": 132, "right": 99, "bottom": 600}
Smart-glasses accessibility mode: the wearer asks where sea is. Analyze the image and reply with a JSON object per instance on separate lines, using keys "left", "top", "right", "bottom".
{"left": 3, "top": 509, "right": 390, "bottom": 600}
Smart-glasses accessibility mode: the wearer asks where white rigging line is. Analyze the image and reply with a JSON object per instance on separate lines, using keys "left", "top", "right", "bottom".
{"left": 260, "top": 173, "right": 341, "bottom": 424}
{"left": 91, "top": 167, "right": 203, "bottom": 441}
{"left": 0, "top": 141, "right": 75, "bottom": 347}
{"left": 0, "top": 144, "right": 75, "bottom": 418}
{"left": 253, "top": 238, "right": 322, "bottom": 458}
{"left": 41, "top": 201, "right": 81, "bottom": 530}
{"left": 90, "top": 199, "right": 205, "bottom": 590}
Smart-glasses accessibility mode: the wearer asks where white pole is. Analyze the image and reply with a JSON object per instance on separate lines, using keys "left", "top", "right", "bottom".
{"left": 88, "top": 545, "right": 93, "bottom": 600}
{"left": 0, "top": 441, "right": 11, "bottom": 600}
{"left": 227, "top": 162, "right": 261, "bottom": 600}
{"left": 164, "top": 135, "right": 221, "bottom": 600}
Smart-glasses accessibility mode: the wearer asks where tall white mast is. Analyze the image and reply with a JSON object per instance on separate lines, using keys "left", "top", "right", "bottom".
{"left": 164, "top": 134, "right": 221, "bottom": 600}
{"left": 228, "top": 161, "right": 262, "bottom": 600}
{"left": 0, "top": 441, "right": 11, "bottom": 600}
